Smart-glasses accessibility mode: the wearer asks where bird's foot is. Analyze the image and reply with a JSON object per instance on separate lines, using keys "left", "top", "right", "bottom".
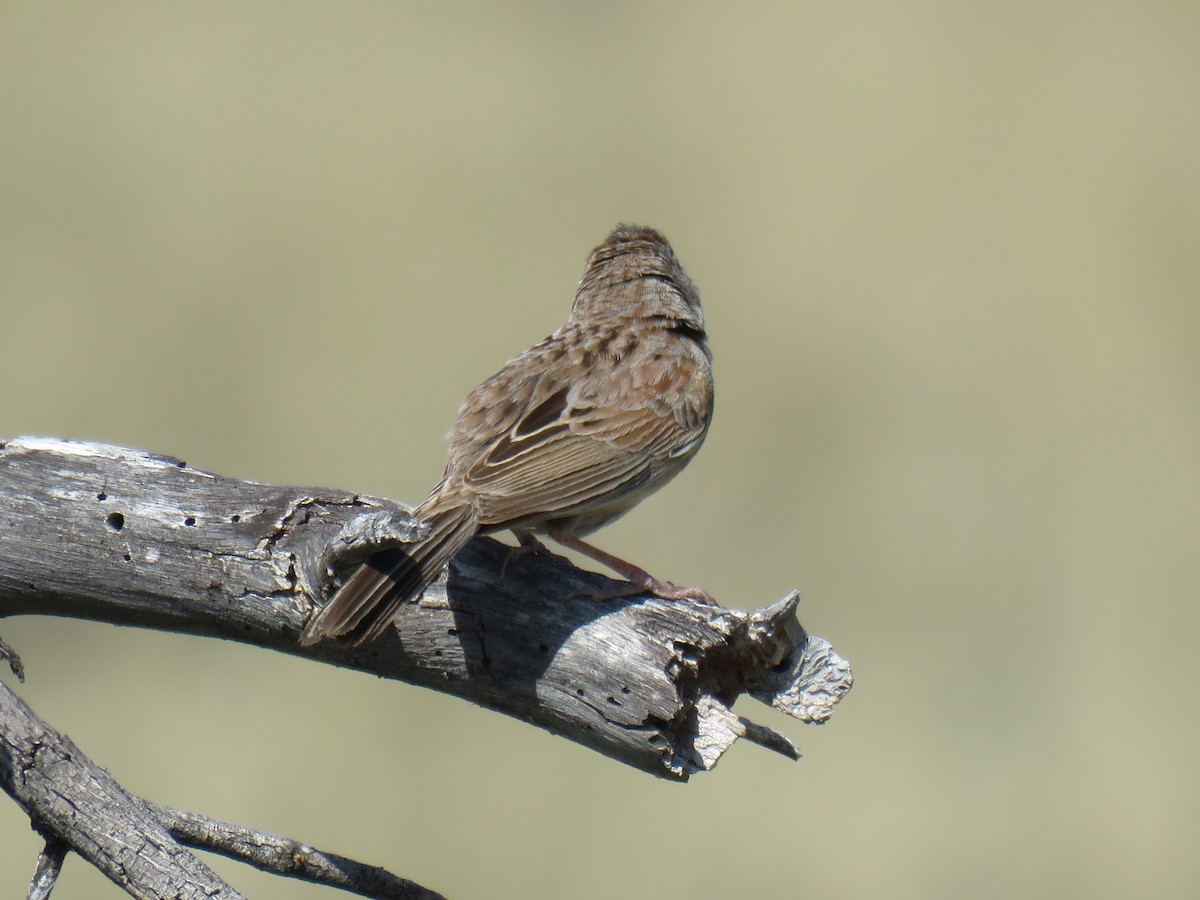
{"left": 552, "top": 533, "right": 717, "bottom": 605}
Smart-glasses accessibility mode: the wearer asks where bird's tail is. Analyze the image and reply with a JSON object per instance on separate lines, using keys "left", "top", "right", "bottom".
{"left": 299, "top": 501, "right": 477, "bottom": 647}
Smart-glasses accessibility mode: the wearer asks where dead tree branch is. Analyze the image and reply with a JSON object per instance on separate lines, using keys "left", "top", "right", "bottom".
{"left": 148, "top": 803, "right": 443, "bottom": 899}
{"left": 0, "top": 435, "right": 852, "bottom": 778}
{"left": 0, "top": 434, "right": 851, "bottom": 894}
{"left": 0, "top": 676, "right": 442, "bottom": 898}
{"left": 0, "top": 676, "right": 246, "bottom": 899}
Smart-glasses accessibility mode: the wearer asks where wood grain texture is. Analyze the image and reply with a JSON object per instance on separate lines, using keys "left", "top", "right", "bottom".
{"left": 0, "top": 676, "right": 442, "bottom": 899}
{"left": 0, "top": 678, "right": 244, "bottom": 899}
{"left": 0, "top": 435, "right": 852, "bottom": 779}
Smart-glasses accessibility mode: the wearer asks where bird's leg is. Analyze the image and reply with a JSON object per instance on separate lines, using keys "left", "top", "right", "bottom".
{"left": 500, "top": 528, "right": 572, "bottom": 581}
{"left": 551, "top": 534, "right": 717, "bottom": 605}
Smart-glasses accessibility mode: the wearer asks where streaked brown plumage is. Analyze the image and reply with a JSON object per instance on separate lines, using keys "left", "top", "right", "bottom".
{"left": 300, "top": 225, "right": 714, "bottom": 647}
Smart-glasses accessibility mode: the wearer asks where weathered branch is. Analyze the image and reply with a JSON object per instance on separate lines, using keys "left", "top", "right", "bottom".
{"left": 0, "top": 434, "right": 851, "bottom": 895}
{"left": 27, "top": 836, "right": 67, "bottom": 900}
{"left": 0, "top": 677, "right": 443, "bottom": 899}
{"left": 0, "top": 676, "right": 246, "bottom": 899}
{"left": 0, "top": 435, "right": 852, "bottom": 778}
{"left": 148, "top": 803, "right": 444, "bottom": 899}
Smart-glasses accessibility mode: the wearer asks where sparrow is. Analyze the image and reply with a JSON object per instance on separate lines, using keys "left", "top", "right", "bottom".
{"left": 300, "top": 224, "right": 714, "bottom": 646}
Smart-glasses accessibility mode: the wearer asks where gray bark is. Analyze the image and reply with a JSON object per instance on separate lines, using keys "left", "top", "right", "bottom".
{"left": 0, "top": 434, "right": 852, "bottom": 893}
{"left": 146, "top": 802, "right": 443, "bottom": 899}
{"left": 0, "top": 435, "right": 851, "bottom": 776}
{"left": 0, "top": 676, "right": 246, "bottom": 899}
{"left": 0, "top": 676, "right": 442, "bottom": 899}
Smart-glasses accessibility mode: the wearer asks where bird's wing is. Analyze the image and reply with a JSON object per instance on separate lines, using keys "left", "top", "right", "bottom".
{"left": 452, "top": 341, "right": 710, "bottom": 527}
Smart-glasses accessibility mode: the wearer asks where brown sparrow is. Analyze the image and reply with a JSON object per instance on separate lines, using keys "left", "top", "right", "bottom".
{"left": 300, "top": 225, "right": 715, "bottom": 647}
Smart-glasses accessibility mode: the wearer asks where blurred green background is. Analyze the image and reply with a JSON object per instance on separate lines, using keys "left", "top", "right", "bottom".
{"left": 2, "top": 3, "right": 1198, "bottom": 898}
